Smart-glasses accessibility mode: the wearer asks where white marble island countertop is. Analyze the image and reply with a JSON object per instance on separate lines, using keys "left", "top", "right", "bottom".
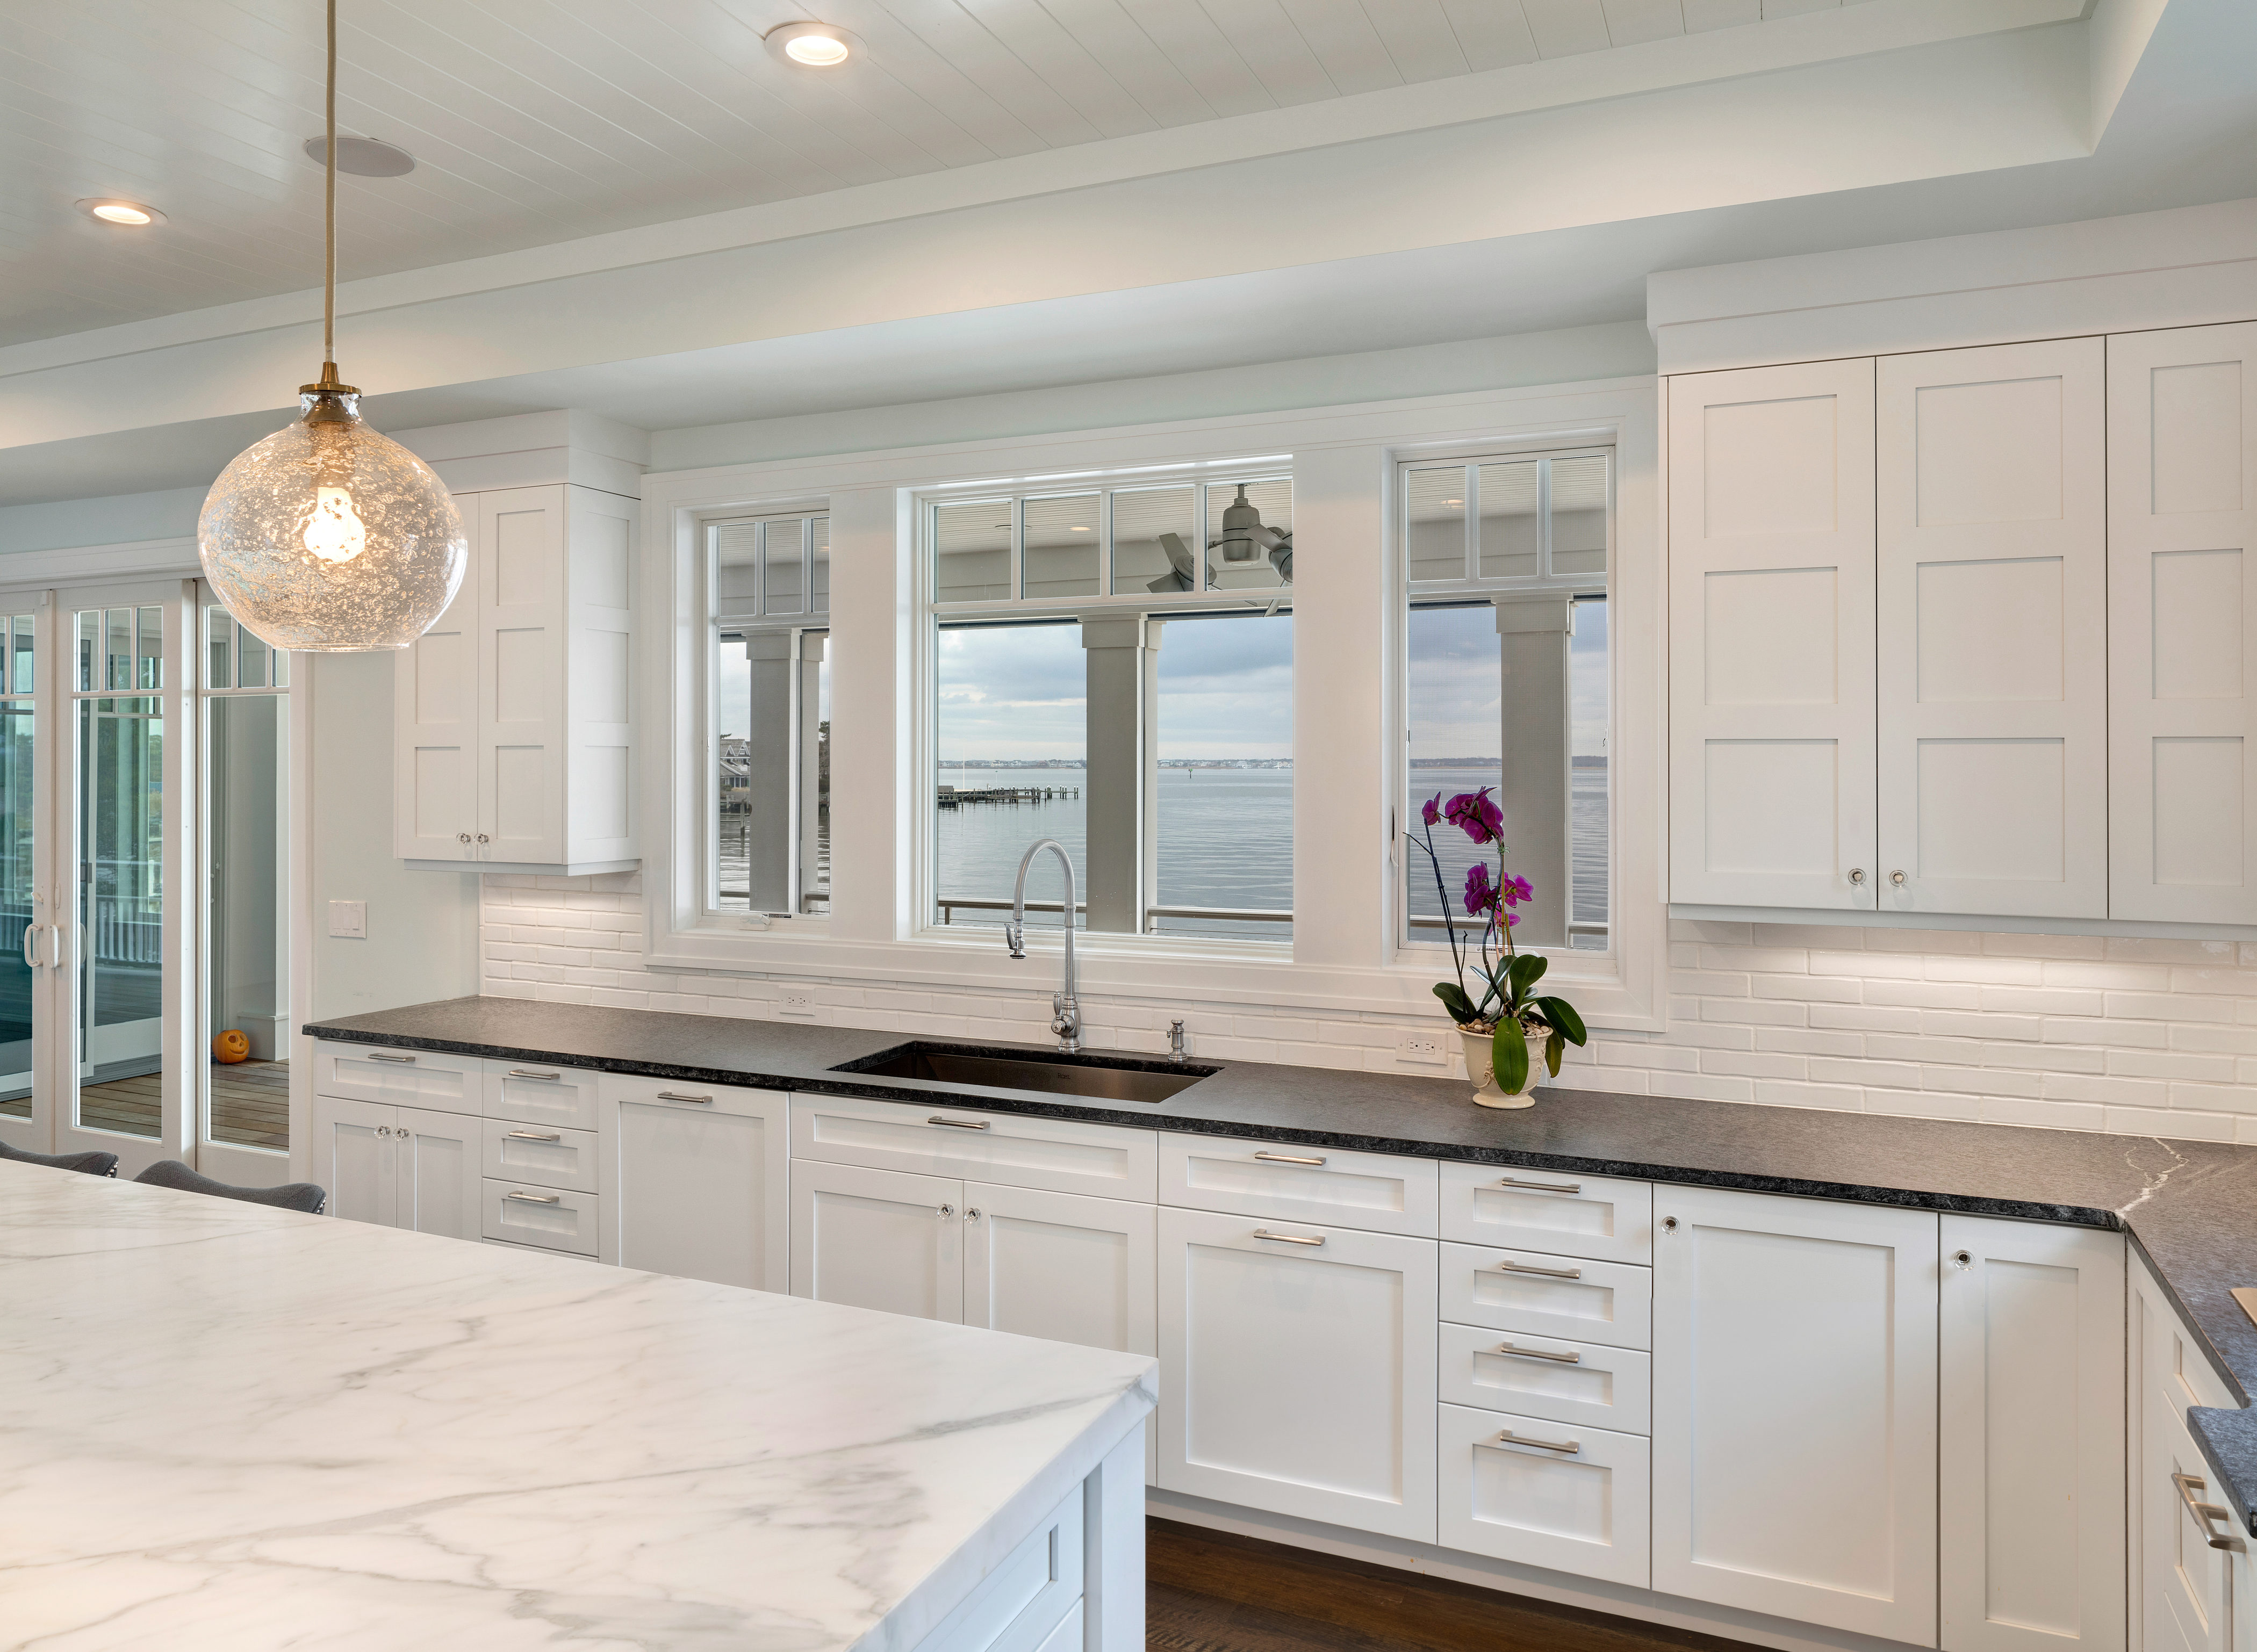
{"left": 0, "top": 1162, "right": 1155, "bottom": 1651}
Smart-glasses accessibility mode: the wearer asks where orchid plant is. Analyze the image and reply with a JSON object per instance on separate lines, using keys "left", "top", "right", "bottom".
{"left": 1411, "top": 787, "right": 1589, "bottom": 1093}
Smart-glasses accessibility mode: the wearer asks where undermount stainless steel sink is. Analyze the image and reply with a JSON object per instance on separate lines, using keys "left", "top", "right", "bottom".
{"left": 830, "top": 1041, "right": 1217, "bottom": 1104}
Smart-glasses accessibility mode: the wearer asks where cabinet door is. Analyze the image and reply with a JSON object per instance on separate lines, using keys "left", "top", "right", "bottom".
{"left": 310, "top": 1094, "right": 395, "bottom": 1227}
{"left": 1652, "top": 1186, "right": 1938, "bottom": 1643}
{"left": 1877, "top": 340, "right": 2107, "bottom": 918}
{"left": 1939, "top": 1216, "right": 2125, "bottom": 1652}
{"left": 312, "top": 1040, "right": 480, "bottom": 1114}
{"left": 1439, "top": 1161, "right": 1652, "bottom": 1264}
{"left": 477, "top": 486, "right": 566, "bottom": 865}
{"left": 564, "top": 486, "right": 636, "bottom": 867}
{"left": 1157, "top": 1206, "right": 1437, "bottom": 1541}
{"left": 2108, "top": 322, "right": 2257, "bottom": 922}
{"left": 965, "top": 1182, "right": 1155, "bottom": 1355}
{"left": 789, "top": 1159, "right": 964, "bottom": 1323}
{"left": 1438, "top": 1401, "right": 1651, "bottom": 1587}
{"left": 393, "top": 1105, "right": 483, "bottom": 1242}
{"left": 393, "top": 500, "right": 478, "bottom": 862}
{"left": 2133, "top": 1259, "right": 2241, "bottom": 1652}
{"left": 1669, "top": 359, "right": 1878, "bottom": 908}
{"left": 607, "top": 1085, "right": 787, "bottom": 1290}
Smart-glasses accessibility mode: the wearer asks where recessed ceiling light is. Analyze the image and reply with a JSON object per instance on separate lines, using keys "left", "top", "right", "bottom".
{"left": 303, "top": 135, "right": 416, "bottom": 177}
{"left": 78, "top": 198, "right": 163, "bottom": 227}
{"left": 765, "top": 21, "right": 860, "bottom": 67}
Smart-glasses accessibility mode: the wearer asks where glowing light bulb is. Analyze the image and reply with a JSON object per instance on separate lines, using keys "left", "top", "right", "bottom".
{"left": 785, "top": 33, "right": 849, "bottom": 64}
{"left": 304, "top": 485, "right": 366, "bottom": 564}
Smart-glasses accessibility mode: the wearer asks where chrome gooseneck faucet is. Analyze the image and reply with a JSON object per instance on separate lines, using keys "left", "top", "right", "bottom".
{"left": 1004, "top": 839, "right": 1080, "bottom": 1052}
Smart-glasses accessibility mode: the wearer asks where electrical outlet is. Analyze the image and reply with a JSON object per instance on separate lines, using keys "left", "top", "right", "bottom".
{"left": 327, "top": 899, "right": 366, "bottom": 939}
{"left": 1397, "top": 1029, "right": 1447, "bottom": 1066}
{"left": 779, "top": 990, "right": 815, "bottom": 1018}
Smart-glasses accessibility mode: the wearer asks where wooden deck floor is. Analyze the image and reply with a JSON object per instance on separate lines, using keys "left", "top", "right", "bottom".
{"left": 73, "top": 1061, "right": 288, "bottom": 1150}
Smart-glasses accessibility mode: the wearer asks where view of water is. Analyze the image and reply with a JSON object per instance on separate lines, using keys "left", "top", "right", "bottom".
{"left": 933, "top": 763, "right": 1608, "bottom": 946}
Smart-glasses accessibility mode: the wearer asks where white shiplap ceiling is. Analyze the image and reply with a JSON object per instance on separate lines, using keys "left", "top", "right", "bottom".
{"left": 4, "top": 0, "right": 1916, "bottom": 346}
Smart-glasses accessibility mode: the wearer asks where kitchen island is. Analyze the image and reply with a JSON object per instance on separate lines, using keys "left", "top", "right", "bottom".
{"left": 0, "top": 1158, "right": 1153, "bottom": 1651}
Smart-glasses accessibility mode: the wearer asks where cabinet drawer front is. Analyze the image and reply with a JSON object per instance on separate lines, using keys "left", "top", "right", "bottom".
{"left": 1440, "top": 1322, "right": 1651, "bottom": 1435}
{"left": 484, "top": 1061, "right": 600, "bottom": 1130}
{"left": 1441, "top": 1242, "right": 1652, "bottom": 1350}
{"left": 915, "top": 1483, "right": 1084, "bottom": 1652}
{"left": 481, "top": 1179, "right": 601, "bottom": 1255}
{"left": 1438, "top": 1401, "right": 1651, "bottom": 1588}
{"left": 1160, "top": 1134, "right": 1437, "bottom": 1236}
{"left": 314, "top": 1041, "right": 480, "bottom": 1114}
{"left": 1439, "top": 1162, "right": 1651, "bottom": 1262}
{"left": 790, "top": 1094, "right": 1155, "bottom": 1200}
{"left": 480, "top": 1119, "right": 598, "bottom": 1194}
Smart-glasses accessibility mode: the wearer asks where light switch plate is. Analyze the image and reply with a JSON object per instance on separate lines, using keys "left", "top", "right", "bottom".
{"left": 327, "top": 899, "right": 367, "bottom": 939}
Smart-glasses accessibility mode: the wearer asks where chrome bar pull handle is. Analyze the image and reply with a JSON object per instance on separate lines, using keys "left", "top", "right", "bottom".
{"left": 1497, "top": 1429, "right": 1581, "bottom": 1455}
{"left": 369, "top": 1052, "right": 416, "bottom": 1064}
{"left": 1498, "top": 1175, "right": 1582, "bottom": 1194}
{"left": 508, "top": 1069, "right": 561, "bottom": 1081}
{"left": 1252, "top": 1229, "right": 1325, "bottom": 1246}
{"left": 1253, "top": 1150, "right": 1326, "bottom": 1166}
{"left": 2174, "top": 1473, "right": 2247, "bottom": 1551}
{"left": 1496, "top": 1340, "right": 1583, "bottom": 1365}
{"left": 927, "top": 1116, "right": 990, "bottom": 1130}
{"left": 654, "top": 1092, "right": 713, "bottom": 1105}
{"left": 504, "top": 1191, "right": 562, "bottom": 1205}
{"left": 505, "top": 1130, "right": 563, "bottom": 1143}
{"left": 1498, "top": 1257, "right": 1583, "bottom": 1280}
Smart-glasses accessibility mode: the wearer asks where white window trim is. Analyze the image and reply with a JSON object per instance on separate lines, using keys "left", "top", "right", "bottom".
{"left": 642, "top": 377, "right": 1664, "bottom": 1033}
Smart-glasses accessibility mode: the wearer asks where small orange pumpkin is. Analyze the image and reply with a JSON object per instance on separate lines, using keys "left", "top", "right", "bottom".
{"left": 212, "top": 1029, "right": 251, "bottom": 1064}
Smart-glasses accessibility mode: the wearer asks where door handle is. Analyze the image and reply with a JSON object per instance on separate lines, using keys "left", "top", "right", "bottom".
{"left": 508, "top": 1069, "right": 562, "bottom": 1081}
{"left": 1495, "top": 1340, "right": 1583, "bottom": 1365}
{"left": 370, "top": 1052, "right": 416, "bottom": 1065}
{"left": 1253, "top": 1150, "right": 1327, "bottom": 1166}
{"left": 1496, "top": 1428, "right": 1581, "bottom": 1455}
{"left": 1252, "top": 1229, "right": 1325, "bottom": 1246}
{"left": 1498, "top": 1175, "right": 1582, "bottom": 1194}
{"left": 1497, "top": 1257, "right": 1583, "bottom": 1280}
{"left": 926, "top": 1115, "right": 990, "bottom": 1130}
{"left": 504, "top": 1130, "right": 563, "bottom": 1143}
{"left": 504, "top": 1191, "right": 562, "bottom": 1206}
{"left": 2174, "top": 1473, "right": 2247, "bottom": 1551}
{"left": 653, "top": 1091, "right": 713, "bottom": 1105}
{"left": 20, "top": 922, "right": 38, "bottom": 970}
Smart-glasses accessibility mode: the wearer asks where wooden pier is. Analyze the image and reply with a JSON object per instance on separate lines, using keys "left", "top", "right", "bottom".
{"left": 936, "top": 783, "right": 1081, "bottom": 808}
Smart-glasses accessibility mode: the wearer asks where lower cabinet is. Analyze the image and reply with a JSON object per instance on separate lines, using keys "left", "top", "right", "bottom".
{"left": 2133, "top": 1256, "right": 2247, "bottom": 1652}
{"left": 792, "top": 1160, "right": 966, "bottom": 1321}
{"left": 1437, "top": 1401, "right": 1650, "bottom": 1585}
{"left": 1156, "top": 1206, "right": 1437, "bottom": 1542}
{"left": 1652, "top": 1186, "right": 1939, "bottom": 1646}
{"left": 602, "top": 1079, "right": 787, "bottom": 1290}
{"left": 310, "top": 1094, "right": 482, "bottom": 1240}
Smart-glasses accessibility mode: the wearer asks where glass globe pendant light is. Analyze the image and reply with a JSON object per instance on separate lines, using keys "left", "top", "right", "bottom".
{"left": 197, "top": 0, "right": 464, "bottom": 651}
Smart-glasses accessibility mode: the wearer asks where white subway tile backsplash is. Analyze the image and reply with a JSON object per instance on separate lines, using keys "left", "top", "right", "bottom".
{"left": 476, "top": 882, "right": 2257, "bottom": 1147}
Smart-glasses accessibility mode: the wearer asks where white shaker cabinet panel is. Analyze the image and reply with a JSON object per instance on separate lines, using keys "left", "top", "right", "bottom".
{"left": 313, "top": 1040, "right": 480, "bottom": 1114}
{"left": 1876, "top": 340, "right": 2108, "bottom": 918}
{"left": 1440, "top": 1242, "right": 1652, "bottom": 1350}
{"left": 483, "top": 1059, "right": 601, "bottom": 1131}
{"left": 1438, "top": 1161, "right": 1651, "bottom": 1263}
{"left": 1939, "top": 1216, "right": 2125, "bottom": 1652}
{"left": 789, "top": 1159, "right": 965, "bottom": 1324}
{"left": 1668, "top": 358, "right": 1878, "bottom": 909}
{"left": 2109, "top": 322, "right": 2257, "bottom": 922}
{"left": 1439, "top": 1322, "right": 1652, "bottom": 1435}
{"left": 481, "top": 1179, "right": 601, "bottom": 1256}
{"left": 393, "top": 542, "right": 477, "bottom": 862}
{"left": 1438, "top": 1401, "right": 1652, "bottom": 1588}
{"left": 790, "top": 1093, "right": 1155, "bottom": 1201}
{"left": 2131, "top": 1256, "right": 2241, "bottom": 1652}
{"left": 965, "top": 1182, "right": 1155, "bottom": 1357}
{"left": 1157, "top": 1207, "right": 1437, "bottom": 1542}
{"left": 1160, "top": 1134, "right": 1437, "bottom": 1236}
{"left": 477, "top": 487, "right": 566, "bottom": 867}
{"left": 480, "top": 1119, "right": 599, "bottom": 1194}
{"left": 394, "top": 1105, "right": 484, "bottom": 1242}
{"left": 1652, "top": 1186, "right": 1938, "bottom": 1645}
{"left": 310, "top": 1094, "right": 393, "bottom": 1227}
{"left": 603, "top": 1082, "right": 787, "bottom": 1290}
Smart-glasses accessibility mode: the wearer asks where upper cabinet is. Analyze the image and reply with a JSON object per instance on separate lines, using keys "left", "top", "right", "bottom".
{"left": 395, "top": 483, "right": 638, "bottom": 875}
{"left": 2108, "top": 322, "right": 2257, "bottom": 924}
{"left": 1669, "top": 321, "right": 2254, "bottom": 928}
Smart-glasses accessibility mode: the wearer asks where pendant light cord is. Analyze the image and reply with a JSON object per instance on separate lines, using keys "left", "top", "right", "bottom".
{"left": 324, "top": 0, "right": 336, "bottom": 366}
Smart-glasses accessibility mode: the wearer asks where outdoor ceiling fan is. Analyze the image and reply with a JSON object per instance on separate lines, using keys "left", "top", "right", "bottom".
{"left": 1148, "top": 484, "right": 1293, "bottom": 593}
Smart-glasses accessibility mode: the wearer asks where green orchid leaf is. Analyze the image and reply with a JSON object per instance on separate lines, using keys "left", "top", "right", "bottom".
{"left": 1433, "top": 982, "right": 1479, "bottom": 1025}
{"left": 1491, "top": 1019, "right": 1529, "bottom": 1094}
{"left": 1545, "top": 1029, "right": 1565, "bottom": 1077}
{"left": 1533, "top": 995, "right": 1588, "bottom": 1045}
{"left": 1507, "top": 953, "right": 1548, "bottom": 1000}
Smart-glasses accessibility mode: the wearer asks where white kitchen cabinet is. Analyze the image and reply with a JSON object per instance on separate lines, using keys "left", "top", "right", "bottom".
{"left": 2109, "top": 321, "right": 2257, "bottom": 923}
{"left": 2132, "top": 1254, "right": 2244, "bottom": 1652}
{"left": 313, "top": 1040, "right": 479, "bottom": 1113}
{"left": 310, "top": 1094, "right": 481, "bottom": 1240}
{"left": 1439, "top": 1161, "right": 1651, "bottom": 1264}
{"left": 965, "top": 1181, "right": 1156, "bottom": 1358}
{"left": 1156, "top": 1206, "right": 1437, "bottom": 1542}
{"left": 1875, "top": 340, "right": 2108, "bottom": 919}
{"left": 1652, "top": 1186, "right": 1938, "bottom": 1644}
{"left": 1668, "top": 357, "right": 1878, "bottom": 909}
{"left": 1438, "top": 1401, "right": 1651, "bottom": 1587}
{"left": 1440, "top": 1240, "right": 1652, "bottom": 1350}
{"left": 791, "top": 1159, "right": 965, "bottom": 1323}
{"left": 394, "top": 482, "right": 637, "bottom": 874}
{"left": 1438, "top": 1321, "right": 1651, "bottom": 1435}
{"left": 1159, "top": 1133, "right": 1436, "bottom": 1236}
{"left": 601, "top": 1078, "right": 788, "bottom": 1290}
{"left": 789, "top": 1093, "right": 1156, "bottom": 1202}
{"left": 1938, "top": 1215, "right": 2125, "bottom": 1652}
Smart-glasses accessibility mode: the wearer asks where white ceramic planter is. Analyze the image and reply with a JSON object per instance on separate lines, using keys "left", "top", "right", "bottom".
{"left": 1458, "top": 1024, "right": 1543, "bottom": 1109}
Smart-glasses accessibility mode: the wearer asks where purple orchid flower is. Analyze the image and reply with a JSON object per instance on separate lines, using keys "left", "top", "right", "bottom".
{"left": 1421, "top": 794, "right": 1441, "bottom": 827}
{"left": 1463, "top": 863, "right": 1501, "bottom": 919}
{"left": 1444, "top": 788, "right": 1504, "bottom": 846}
{"left": 1501, "top": 874, "right": 1533, "bottom": 908}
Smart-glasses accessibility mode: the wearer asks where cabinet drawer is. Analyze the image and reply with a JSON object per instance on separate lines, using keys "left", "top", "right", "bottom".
{"left": 1160, "top": 1134, "right": 1437, "bottom": 1237}
{"left": 1441, "top": 1242, "right": 1651, "bottom": 1350}
{"left": 313, "top": 1041, "right": 480, "bottom": 1114}
{"left": 1438, "top": 1401, "right": 1651, "bottom": 1588}
{"left": 791, "top": 1094, "right": 1155, "bottom": 1201}
{"left": 480, "top": 1120, "right": 598, "bottom": 1194}
{"left": 1440, "top": 1322, "right": 1650, "bottom": 1435}
{"left": 914, "top": 1483, "right": 1083, "bottom": 1652}
{"left": 1440, "top": 1161, "right": 1651, "bottom": 1263}
{"left": 483, "top": 1060, "right": 600, "bottom": 1131}
{"left": 482, "top": 1180, "right": 601, "bottom": 1256}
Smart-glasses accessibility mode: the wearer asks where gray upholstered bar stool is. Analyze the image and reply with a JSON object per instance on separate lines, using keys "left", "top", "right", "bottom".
{"left": 133, "top": 1159, "right": 326, "bottom": 1215}
{"left": 0, "top": 1139, "right": 119, "bottom": 1178}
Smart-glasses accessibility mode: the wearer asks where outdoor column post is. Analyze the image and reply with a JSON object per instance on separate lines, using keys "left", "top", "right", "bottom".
{"left": 1494, "top": 594, "right": 1572, "bottom": 948}
{"left": 796, "top": 633, "right": 827, "bottom": 915}
{"left": 1081, "top": 614, "right": 1158, "bottom": 934}
{"left": 744, "top": 632, "right": 794, "bottom": 914}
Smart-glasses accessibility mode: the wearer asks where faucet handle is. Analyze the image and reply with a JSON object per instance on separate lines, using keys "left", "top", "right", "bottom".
{"left": 1004, "top": 921, "right": 1024, "bottom": 958}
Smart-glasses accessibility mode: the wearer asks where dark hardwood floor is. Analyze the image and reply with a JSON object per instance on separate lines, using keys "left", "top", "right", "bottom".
{"left": 1148, "top": 1520, "right": 1758, "bottom": 1652}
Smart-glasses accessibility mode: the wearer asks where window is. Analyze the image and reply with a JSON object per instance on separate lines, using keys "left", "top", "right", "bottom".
{"left": 925, "top": 471, "right": 1293, "bottom": 940}
{"left": 708, "top": 512, "right": 829, "bottom": 917}
{"left": 1404, "top": 449, "right": 1611, "bottom": 951}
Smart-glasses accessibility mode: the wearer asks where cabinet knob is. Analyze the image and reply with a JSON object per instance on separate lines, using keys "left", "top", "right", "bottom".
{"left": 477, "top": 833, "right": 490, "bottom": 844}
{"left": 938, "top": 1204, "right": 955, "bottom": 1219}
{"left": 1890, "top": 869, "right": 1907, "bottom": 886}
{"left": 966, "top": 1208, "right": 982, "bottom": 1222}
{"left": 1662, "top": 1216, "right": 1678, "bottom": 1232}
{"left": 1952, "top": 1249, "right": 1973, "bottom": 1269}
{"left": 458, "top": 833, "right": 471, "bottom": 843}
{"left": 1847, "top": 868, "right": 1866, "bottom": 885}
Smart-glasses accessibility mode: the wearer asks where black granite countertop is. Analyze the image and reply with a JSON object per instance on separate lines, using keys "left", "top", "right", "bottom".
{"left": 305, "top": 994, "right": 2257, "bottom": 1533}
